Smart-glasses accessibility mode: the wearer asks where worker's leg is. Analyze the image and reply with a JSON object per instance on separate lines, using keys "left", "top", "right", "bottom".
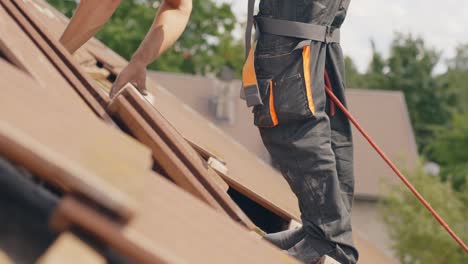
{"left": 254, "top": 43, "right": 357, "bottom": 264}
{"left": 263, "top": 226, "right": 306, "bottom": 250}
{"left": 60, "top": 0, "right": 122, "bottom": 53}
{"left": 260, "top": 112, "right": 355, "bottom": 263}
{"left": 317, "top": 44, "right": 358, "bottom": 264}
{"left": 326, "top": 44, "right": 355, "bottom": 217}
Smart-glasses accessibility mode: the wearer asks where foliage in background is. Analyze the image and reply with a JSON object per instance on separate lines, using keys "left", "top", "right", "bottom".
{"left": 381, "top": 164, "right": 468, "bottom": 264}
{"left": 439, "top": 44, "right": 468, "bottom": 113}
{"left": 427, "top": 45, "right": 468, "bottom": 190}
{"left": 425, "top": 112, "right": 468, "bottom": 191}
{"left": 349, "top": 35, "right": 467, "bottom": 257}
{"left": 345, "top": 35, "right": 468, "bottom": 264}
{"left": 346, "top": 35, "right": 467, "bottom": 190}
{"left": 46, "top": 0, "right": 244, "bottom": 76}
{"left": 45, "top": 0, "right": 75, "bottom": 16}
{"left": 347, "top": 34, "right": 451, "bottom": 151}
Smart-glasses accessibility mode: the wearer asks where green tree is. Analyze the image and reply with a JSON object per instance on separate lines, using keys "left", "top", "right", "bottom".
{"left": 425, "top": 112, "right": 468, "bottom": 191}
{"left": 356, "top": 34, "right": 452, "bottom": 151}
{"left": 386, "top": 35, "right": 451, "bottom": 151}
{"left": 425, "top": 44, "right": 468, "bottom": 190}
{"left": 46, "top": 0, "right": 244, "bottom": 76}
{"left": 381, "top": 164, "right": 468, "bottom": 264}
{"left": 346, "top": 36, "right": 467, "bottom": 190}
{"left": 45, "top": 0, "right": 75, "bottom": 17}
{"left": 344, "top": 56, "right": 366, "bottom": 88}
{"left": 364, "top": 40, "right": 388, "bottom": 89}
{"left": 437, "top": 44, "right": 468, "bottom": 113}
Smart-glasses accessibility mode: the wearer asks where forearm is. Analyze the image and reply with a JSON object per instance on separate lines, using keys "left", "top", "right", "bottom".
{"left": 60, "top": 0, "right": 122, "bottom": 53}
{"left": 130, "top": 0, "right": 192, "bottom": 66}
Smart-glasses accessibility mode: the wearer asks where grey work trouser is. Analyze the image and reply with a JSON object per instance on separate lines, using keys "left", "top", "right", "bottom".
{"left": 253, "top": 39, "right": 358, "bottom": 263}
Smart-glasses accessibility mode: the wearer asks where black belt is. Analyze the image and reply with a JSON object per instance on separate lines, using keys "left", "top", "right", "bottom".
{"left": 255, "top": 16, "right": 340, "bottom": 44}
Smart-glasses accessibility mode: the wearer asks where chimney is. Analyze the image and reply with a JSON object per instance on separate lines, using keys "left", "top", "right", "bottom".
{"left": 210, "top": 67, "right": 236, "bottom": 124}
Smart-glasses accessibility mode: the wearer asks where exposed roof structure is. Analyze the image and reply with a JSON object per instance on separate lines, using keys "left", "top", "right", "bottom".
{"left": 0, "top": 0, "right": 399, "bottom": 263}
{"left": 149, "top": 71, "right": 419, "bottom": 199}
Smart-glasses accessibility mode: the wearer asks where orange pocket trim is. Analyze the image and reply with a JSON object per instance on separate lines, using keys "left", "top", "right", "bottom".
{"left": 242, "top": 47, "right": 257, "bottom": 87}
{"left": 269, "top": 80, "right": 278, "bottom": 126}
{"left": 302, "top": 46, "right": 316, "bottom": 114}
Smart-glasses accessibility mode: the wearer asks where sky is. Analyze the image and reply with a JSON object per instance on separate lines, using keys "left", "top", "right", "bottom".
{"left": 217, "top": 0, "right": 468, "bottom": 73}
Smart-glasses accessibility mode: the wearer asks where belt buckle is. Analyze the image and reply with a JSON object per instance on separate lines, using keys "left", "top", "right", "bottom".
{"left": 325, "top": 26, "right": 333, "bottom": 43}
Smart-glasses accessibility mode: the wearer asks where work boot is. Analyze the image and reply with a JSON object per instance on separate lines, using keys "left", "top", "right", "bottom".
{"left": 263, "top": 227, "right": 306, "bottom": 250}
{"left": 285, "top": 235, "right": 336, "bottom": 264}
{"left": 316, "top": 255, "right": 341, "bottom": 264}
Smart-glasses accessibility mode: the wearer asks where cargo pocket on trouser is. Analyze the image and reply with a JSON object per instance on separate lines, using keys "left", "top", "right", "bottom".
{"left": 253, "top": 46, "right": 316, "bottom": 128}
{"left": 274, "top": 72, "right": 313, "bottom": 122}
{"left": 253, "top": 79, "right": 278, "bottom": 128}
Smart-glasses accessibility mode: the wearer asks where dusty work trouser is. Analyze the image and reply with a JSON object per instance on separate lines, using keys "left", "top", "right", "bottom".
{"left": 254, "top": 41, "right": 357, "bottom": 263}
{"left": 252, "top": 5, "right": 358, "bottom": 263}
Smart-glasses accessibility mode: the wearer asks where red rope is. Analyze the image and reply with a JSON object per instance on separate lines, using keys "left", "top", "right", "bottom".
{"left": 324, "top": 71, "right": 468, "bottom": 252}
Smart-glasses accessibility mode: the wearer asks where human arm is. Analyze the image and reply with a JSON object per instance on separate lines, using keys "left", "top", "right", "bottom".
{"left": 60, "top": 0, "right": 122, "bottom": 54}
{"left": 109, "top": 0, "right": 193, "bottom": 98}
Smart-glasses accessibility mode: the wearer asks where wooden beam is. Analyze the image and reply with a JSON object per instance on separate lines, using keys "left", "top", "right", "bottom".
{"left": 122, "top": 86, "right": 256, "bottom": 229}
{"left": 185, "top": 138, "right": 227, "bottom": 165}
{"left": 108, "top": 96, "right": 224, "bottom": 212}
{"left": 206, "top": 158, "right": 230, "bottom": 192}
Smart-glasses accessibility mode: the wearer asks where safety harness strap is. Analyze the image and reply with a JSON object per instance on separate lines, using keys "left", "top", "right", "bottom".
{"left": 245, "top": 0, "right": 256, "bottom": 59}
{"left": 255, "top": 16, "right": 340, "bottom": 44}
{"left": 242, "top": 0, "right": 341, "bottom": 106}
{"left": 242, "top": 44, "right": 262, "bottom": 106}
{"left": 341, "top": 0, "right": 351, "bottom": 10}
